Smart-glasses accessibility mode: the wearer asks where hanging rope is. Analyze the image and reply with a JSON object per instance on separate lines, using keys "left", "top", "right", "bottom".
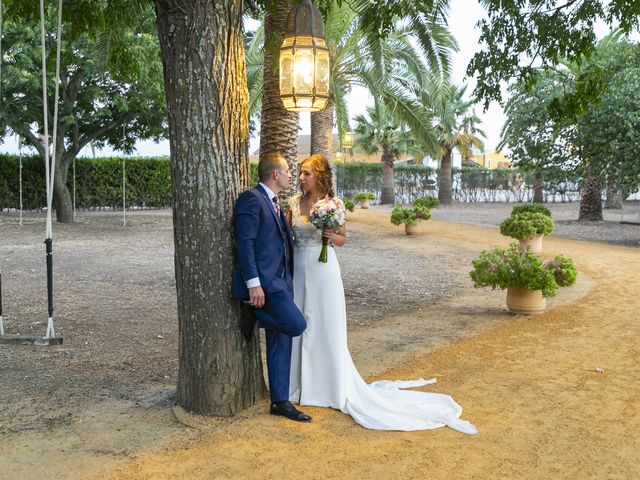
{"left": 40, "top": 0, "right": 64, "bottom": 339}
{"left": 73, "top": 156, "right": 76, "bottom": 221}
{"left": 122, "top": 124, "right": 126, "bottom": 227}
{"left": 19, "top": 139, "right": 23, "bottom": 226}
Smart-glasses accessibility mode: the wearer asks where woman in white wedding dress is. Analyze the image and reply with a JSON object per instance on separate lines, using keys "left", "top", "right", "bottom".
{"left": 287, "top": 154, "right": 477, "bottom": 434}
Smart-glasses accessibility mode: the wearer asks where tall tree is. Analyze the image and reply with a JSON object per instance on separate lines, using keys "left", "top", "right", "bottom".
{"left": 154, "top": 0, "right": 265, "bottom": 414}
{"left": 0, "top": 5, "right": 166, "bottom": 223}
{"left": 259, "top": 0, "right": 299, "bottom": 199}
{"left": 354, "top": 104, "right": 422, "bottom": 204}
{"left": 500, "top": 73, "right": 563, "bottom": 203}
{"left": 469, "top": 0, "right": 640, "bottom": 110}
{"left": 431, "top": 84, "right": 484, "bottom": 205}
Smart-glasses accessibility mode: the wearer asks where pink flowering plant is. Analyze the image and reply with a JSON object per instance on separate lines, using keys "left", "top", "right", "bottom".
{"left": 310, "top": 197, "right": 346, "bottom": 263}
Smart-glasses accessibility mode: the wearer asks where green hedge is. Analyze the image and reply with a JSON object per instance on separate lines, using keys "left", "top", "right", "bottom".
{"left": 337, "top": 162, "right": 582, "bottom": 203}
{"left": 0, "top": 154, "right": 259, "bottom": 210}
{"left": 1, "top": 154, "right": 583, "bottom": 211}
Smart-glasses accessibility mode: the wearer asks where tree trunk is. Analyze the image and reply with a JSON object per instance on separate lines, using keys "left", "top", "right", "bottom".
{"left": 605, "top": 173, "right": 622, "bottom": 209}
{"left": 438, "top": 147, "right": 453, "bottom": 205}
{"left": 260, "top": 0, "right": 299, "bottom": 199}
{"left": 53, "top": 164, "right": 73, "bottom": 223}
{"left": 533, "top": 170, "right": 544, "bottom": 203}
{"left": 155, "top": 0, "right": 266, "bottom": 415}
{"left": 579, "top": 174, "right": 603, "bottom": 221}
{"left": 310, "top": 100, "right": 333, "bottom": 159}
{"left": 310, "top": 100, "right": 335, "bottom": 193}
{"left": 380, "top": 144, "right": 394, "bottom": 204}
{"left": 52, "top": 138, "right": 74, "bottom": 223}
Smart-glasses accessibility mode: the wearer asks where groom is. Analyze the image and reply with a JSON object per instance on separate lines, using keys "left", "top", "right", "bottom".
{"left": 233, "top": 153, "right": 312, "bottom": 423}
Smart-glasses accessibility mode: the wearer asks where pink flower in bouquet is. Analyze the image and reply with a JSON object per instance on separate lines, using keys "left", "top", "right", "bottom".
{"left": 310, "top": 197, "right": 346, "bottom": 262}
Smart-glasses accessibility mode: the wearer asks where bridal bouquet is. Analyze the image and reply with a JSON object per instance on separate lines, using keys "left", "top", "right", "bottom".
{"left": 310, "top": 197, "right": 346, "bottom": 263}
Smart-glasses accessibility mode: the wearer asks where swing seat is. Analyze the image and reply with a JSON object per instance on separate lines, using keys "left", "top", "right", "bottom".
{"left": 0, "top": 335, "right": 63, "bottom": 346}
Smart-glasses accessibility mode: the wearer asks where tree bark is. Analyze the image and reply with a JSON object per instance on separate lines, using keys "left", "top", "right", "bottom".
{"left": 605, "top": 173, "right": 622, "bottom": 209}
{"left": 310, "top": 99, "right": 335, "bottom": 193}
{"left": 260, "top": 0, "right": 299, "bottom": 199}
{"left": 155, "top": 0, "right": 266, "bottom": 415}
{"left": 438, "top": 147, "right": 453, "bottom": 205}
{"left": 579, "top": 174, "right": 603, "bottom": 221}
{"left": 380, "top": 144, "right": 395, "bottom": 204}
{"left": 533, "top": 170, "right": 544, "bottom": 203}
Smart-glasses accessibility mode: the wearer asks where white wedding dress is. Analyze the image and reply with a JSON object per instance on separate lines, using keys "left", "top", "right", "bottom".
{"left": 287, "top": 196, "right": 477, "bottom": 434}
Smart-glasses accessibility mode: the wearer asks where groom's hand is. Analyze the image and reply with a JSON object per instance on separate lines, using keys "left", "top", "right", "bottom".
{"left": 248, "top": 286, "right": 265, "bottom": 308}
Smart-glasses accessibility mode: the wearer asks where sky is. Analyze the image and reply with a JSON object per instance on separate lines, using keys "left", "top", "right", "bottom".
{"left": 0, "top": 0, "right": 602, "bottom": 158}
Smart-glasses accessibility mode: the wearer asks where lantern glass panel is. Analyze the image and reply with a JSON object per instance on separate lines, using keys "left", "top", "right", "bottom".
{"left": 315, "top": 51, "right": 330, "bottom": 95}
{"left": 279, "top": 53, "right": 294, "bottom": 94}
{"left": 293, "top": 48, "right": 315, "bottom": 94}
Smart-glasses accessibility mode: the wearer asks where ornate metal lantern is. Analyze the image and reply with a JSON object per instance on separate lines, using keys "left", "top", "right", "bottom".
{"left": 343, "top": 131, "right": 353, "bottom": 149}
{"left": 279, "top": 0, "right": 330, "bottom": 112}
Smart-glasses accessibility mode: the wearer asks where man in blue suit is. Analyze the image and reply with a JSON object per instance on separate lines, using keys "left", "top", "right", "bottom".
{"left": 233, "top": 153, "right": 311, "bottom": 423}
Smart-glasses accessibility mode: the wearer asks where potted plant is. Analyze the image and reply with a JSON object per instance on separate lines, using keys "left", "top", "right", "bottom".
{"left": 390, "top": 206, "right": 419, "bottom": 235}
{"left": 413, "top": 196, "right": 439, "bottom": 219}
{"left": 500, "top": 211, "right": 554, "bottom": 254}
{"left": 390, "top": 205, "right": 432, "bottom": 234}
{"left": 354, "top": 192, "right": 375, "bottom": 209}
{"left": 469, "top": 243, "right": 577, "bottom": 314}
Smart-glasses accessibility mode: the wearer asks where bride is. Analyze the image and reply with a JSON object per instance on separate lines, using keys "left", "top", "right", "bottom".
{"left": 287, "top": 154, "right": 477, "bottom": 434}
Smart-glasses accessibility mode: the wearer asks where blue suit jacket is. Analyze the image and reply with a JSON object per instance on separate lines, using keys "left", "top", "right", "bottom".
{"left": 232, "top": 185, "right": 295, "bottom": 299}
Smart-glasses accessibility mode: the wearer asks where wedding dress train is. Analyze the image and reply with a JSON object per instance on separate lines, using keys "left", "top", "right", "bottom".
{"left": 287, "top": 196, "right": 477, "bottom": 434}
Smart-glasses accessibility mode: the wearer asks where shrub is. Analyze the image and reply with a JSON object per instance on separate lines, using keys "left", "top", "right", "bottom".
{"left": 543, "top": 255, "right": 578, "bottom": 287}
{"left": 511, "top": 203, "right": 552, "bottom": 217}
{"left": 469, "top": 243, "right": 577, "bottom": 297}
{"left": 390, "top": 206, "right": 418, "bottom": 226}
{"left": 413, "top": 196, "right": 440, "bottom": 210}
{"left": 500, "top": 212, "right": 554, "bottom": 240}
{"left": 343, "top": 198, "right": 355, "bottom": 212}
{"left": 354, "top": 191, "right": 375, "bottom": 202}
{"left": 413, "top": 205, "right": 431, "bottom": 220}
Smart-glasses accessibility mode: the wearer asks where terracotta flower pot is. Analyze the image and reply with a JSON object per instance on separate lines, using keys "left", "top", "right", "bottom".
{"left": 359, "top": 199, "right": 370, "bottom": 209}
{"left": 519, "top": 233, "right": 543, "bottom": 254}
{"left": 405, "top": 223, "right": 418, "bottom": 235}
{"left": 506, "top": 286, "right": 546, "bottom": 314}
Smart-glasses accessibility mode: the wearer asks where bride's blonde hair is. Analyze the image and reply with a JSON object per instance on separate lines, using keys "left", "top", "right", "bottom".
{"left": 299, "top": 154, "right": 335, "bottom": 198}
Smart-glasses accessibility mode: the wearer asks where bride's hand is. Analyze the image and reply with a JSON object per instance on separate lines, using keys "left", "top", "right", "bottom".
{"left": 322, "top": 226, "right": 346, "bottom": 247}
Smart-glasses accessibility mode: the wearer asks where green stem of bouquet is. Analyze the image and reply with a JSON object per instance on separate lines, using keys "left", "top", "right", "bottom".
{"left": 319, "top": 236, "right": 329, "bottom": 263}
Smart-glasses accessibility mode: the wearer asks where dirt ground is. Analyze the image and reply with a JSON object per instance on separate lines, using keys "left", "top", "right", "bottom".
{"left": 0, "top": 203, "right": 638, "bottom": 480}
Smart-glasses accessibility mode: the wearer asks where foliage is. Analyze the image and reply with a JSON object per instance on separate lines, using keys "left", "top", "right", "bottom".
{"left": 500, "top": 212, "right": 554, "bottom": 240}
{"left": 0, "top": 154, "right": 171, "bottom": 210}
{"left": 336, "top": 162, "right": 581, "bottom": 204}
{"left": 390, "top": 205, "right": 418, "bottom": 227}
{"left": 413, "top": 205, "right": 432, "bottom": 220}
{"left": 469, "top": 243, "right": 576, "bottom": 298}
{"left": 511, "top": 203, "right": 551, "bottom": 218}
{"left": 413, "top": 195, "right": 440, "bottom": 210}
{"left": 354, "top": 191, "right": 375, "bottom": 201}
{"left": 543, "top": 255, "right": 578, "bottom": 288}
{"left": 469, "top": 0, "right": 640, "bottom": 108}
{"left": 342, "top": 198, "right": 355, "bottom": 212}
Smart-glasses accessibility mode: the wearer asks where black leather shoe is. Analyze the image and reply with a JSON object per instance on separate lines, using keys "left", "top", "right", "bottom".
{"left": 269, "top": 401, "right": 312, "bottom": 422}
{"left": 239, "top": 301, "right": 257, "bottom": 340}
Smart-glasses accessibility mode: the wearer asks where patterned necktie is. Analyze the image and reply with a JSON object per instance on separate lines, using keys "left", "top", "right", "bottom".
{"left": 272, "top": 195, "right": 280, "bottom": 216}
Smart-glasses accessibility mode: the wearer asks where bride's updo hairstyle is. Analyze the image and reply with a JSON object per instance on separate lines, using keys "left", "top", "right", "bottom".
{"left": 299, "top": 154, "right": 335, "bottom": 198}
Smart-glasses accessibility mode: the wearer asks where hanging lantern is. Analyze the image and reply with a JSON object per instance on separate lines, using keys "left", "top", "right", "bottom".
{"left": 343, "top": 131, "right": 353, "bottom": 149}
{"left": 279, "top": 0, "right": 330, "bottom": 112}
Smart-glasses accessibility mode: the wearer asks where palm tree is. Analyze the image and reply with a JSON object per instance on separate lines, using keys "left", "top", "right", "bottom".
{"left": 258, "top": 0, "right": 299, "bottom": 199}
{"left": 311, "top": 0, "right": 455, "bottom": 158}
{"left": 430, "top": 83, "right": 484, "bottom": 205}
{"left": 247, "top": 0, "right": 455, "bottom": 190}
{"left": 354, "top": 104, "right": 422, "bottom": 204}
